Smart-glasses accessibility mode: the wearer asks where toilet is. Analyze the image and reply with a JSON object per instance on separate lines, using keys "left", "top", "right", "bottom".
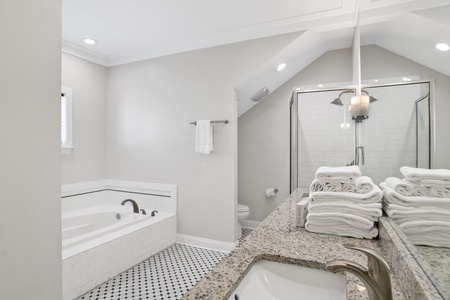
{"left": 237, "top": 204, "right": 250, "bottom": 232}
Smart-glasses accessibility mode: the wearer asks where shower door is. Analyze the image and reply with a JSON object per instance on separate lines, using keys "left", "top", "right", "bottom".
{"left": 290, "top": 81, "right": 433, "bottom": 191}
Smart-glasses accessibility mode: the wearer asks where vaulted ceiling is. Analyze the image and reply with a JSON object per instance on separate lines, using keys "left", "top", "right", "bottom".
{"left": 62, "top": 0, "right": 450, "bottom": 115}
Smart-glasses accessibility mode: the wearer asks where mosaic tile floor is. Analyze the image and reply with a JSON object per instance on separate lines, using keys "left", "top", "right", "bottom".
{"left": 77, "top": 229, "right": 252, "bottom": 300}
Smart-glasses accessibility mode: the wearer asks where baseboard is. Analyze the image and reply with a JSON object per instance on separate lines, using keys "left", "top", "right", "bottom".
{"left": 241, "top": 220, "right": 260, "bottom": 229}
{"left": 176, "top": 234, "right": 238, "bottom": 253}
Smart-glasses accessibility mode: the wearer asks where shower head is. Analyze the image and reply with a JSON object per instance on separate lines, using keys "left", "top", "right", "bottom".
{"left": 331, "top": 97, "right": 344, "bottom": 106}
{"left": 361, "top": 90, "right": 378, "bottom": 103}
{"left": 331, "top": 90, "right": 354, "bottom": 106}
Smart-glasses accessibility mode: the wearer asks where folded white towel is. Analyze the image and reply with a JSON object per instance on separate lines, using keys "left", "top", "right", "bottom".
{"left": 383, "top": 202, "right": 450, "bottom": 224}
{"left": 399, "top": 220, "right": 450, "bottom": 247}
{"left": 354, "top": 176, "right": 375, "bottom": 193}
{"left": 400, "top": 166, "right": 450, "bottom": 185}
{"left": 195, "top": 120, "right": 213, "bottom": 154}
{"left": 380, "top": 182, "right": 450, "bottom": 209}
{"left": 315, "top": 166, "right": 362, "bottom": 183}
{"left": 309, "top": 185, "right": 383, "bottom": 205}
{"left": 403, "top": 179, "right": 430, "bottom": 197}
{"left": 308, "top": 202, "right": 382, "bottom": 222}
{"left": 305, "top": 212, "right": 378, "bottom": 239}
{"left": 384, "top": 177, "right": 413, "bottom": 196}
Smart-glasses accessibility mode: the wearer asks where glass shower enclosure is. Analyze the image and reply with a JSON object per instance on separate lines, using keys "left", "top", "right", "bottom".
{"left": 290, "top": 80, "right": 434, "bottom": 192}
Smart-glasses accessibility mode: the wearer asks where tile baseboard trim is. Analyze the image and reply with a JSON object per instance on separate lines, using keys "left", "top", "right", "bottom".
{"left": 176, "top": 234, "right": 238, "bottom": 253}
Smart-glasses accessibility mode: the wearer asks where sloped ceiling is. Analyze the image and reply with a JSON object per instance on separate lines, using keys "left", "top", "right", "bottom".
{"left": 62, "top": 0, "right": 450, "bottom": 115}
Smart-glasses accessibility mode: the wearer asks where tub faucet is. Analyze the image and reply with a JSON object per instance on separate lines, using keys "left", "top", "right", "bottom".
{"left": 325, "top": 243, "right": 392, "bottom": 300}
{"left": 121, "top": 199, "right": 139, "bottom": 213}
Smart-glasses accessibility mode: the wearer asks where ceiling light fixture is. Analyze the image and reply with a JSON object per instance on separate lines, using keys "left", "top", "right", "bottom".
{"left": 82, "top": 38, "right": 97, "bottom": 45}
{"left": 276, "top": 63, "right": 286, "bottom": 72}
{"left": 436, "top": 43, "right": 449, "bottom": 51}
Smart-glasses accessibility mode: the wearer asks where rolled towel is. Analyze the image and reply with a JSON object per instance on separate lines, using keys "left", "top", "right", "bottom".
{"left": 310, "top": 180, "right": 326, "bottom": 192}
{"left": 308, "top": 202, "right": 382, "bottom": 222}
{"left": 309, "top": 185, "right": 383, "bottom": 205}
{"left": 315, "top": 166, "right": 362, "bottom": 183}
{"left": 399, "top": 220, "right": 450, "bottom": 247}
{"left": 429, "top": 186, "right": 450, "bottom": 198}
{"left": 380, "top": 182, "right": 450, "bottom": 209}
{"left": 355, "top": 176, "right": 375, "bottom": 193}
{"left": 400, "top": 166, "right": 450, "bottom": 185}
{"left": 341, "top": 182, "right": 357, "bottom": 193}
{"left": 384, "top": 177, "right": 413, "bottom": 196}
{"left": 305, "top": 212, "right": 378, "bottom": 239}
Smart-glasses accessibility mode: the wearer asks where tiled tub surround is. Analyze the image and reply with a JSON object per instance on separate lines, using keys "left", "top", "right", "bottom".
{"left": 183, "top": 188, "right": 406, "bottom": 300}
{"left": 62, "top": 180, "right": 177, "bottom": 300}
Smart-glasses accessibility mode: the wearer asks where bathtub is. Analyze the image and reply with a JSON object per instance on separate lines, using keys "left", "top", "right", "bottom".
{"left": 62, "top": 180, "right": 177, "bottom": 300}
{"left": 62, "top": 204, "right": 173, "bottom": 258}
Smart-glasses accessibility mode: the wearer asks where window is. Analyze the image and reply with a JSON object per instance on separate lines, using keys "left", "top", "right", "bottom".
{"left": 61, "top": 86, "right": 73, "bottom": 154}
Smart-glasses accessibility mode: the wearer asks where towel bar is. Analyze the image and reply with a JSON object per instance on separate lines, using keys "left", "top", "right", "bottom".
{"left": 190, "top": 120, "right": 229, "bottom": 125}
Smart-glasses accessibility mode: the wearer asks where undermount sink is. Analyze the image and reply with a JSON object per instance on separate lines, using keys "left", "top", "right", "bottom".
{"left": 228, "top": 260, "right": 347, "bottom": 300}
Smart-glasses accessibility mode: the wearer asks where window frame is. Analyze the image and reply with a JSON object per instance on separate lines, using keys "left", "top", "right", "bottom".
{"left": 61, "top": 86, "right": 74, "bottom": 154}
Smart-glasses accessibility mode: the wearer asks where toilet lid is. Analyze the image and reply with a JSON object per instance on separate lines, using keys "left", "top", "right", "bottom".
{"left": 237, "top": 204, "right": 249, "bottom": 212}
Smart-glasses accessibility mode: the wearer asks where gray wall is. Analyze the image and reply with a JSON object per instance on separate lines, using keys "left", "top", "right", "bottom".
{"left": 0, "top": 1, "right": 62, "bottom": 299}
{"left": 61, "top": 53, "right": 108, "bottom": 184}
{"left": 238, "top": 45, "right": 450, "bottom": 222}
{"left": 106, "top": 35, "right": 297, "bottom": 243}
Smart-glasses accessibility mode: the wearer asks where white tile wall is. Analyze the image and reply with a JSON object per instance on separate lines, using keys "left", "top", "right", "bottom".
{"left": 63, "top": 215, "right": 176, "bottom": 300}
{"left": 297, "top": 83, "right": 429, "bottom": 186}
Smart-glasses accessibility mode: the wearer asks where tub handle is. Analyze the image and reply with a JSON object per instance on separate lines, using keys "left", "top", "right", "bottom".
{"left": 140, "top": 209, "right": 147, "bottom": 215}
{"left": 151, "top": 210, "right": 158, "bottom": 217}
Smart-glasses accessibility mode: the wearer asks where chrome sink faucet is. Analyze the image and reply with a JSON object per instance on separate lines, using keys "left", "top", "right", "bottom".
{"left": 121, "top": 199, "right": 139, "bottom": 213}
{"left": 326, "top": 243, "right": 392, "bottom": 300}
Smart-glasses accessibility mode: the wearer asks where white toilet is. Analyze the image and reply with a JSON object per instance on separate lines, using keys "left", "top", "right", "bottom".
{"left": 237, "top": 204, "right": 250, "bottom": 232}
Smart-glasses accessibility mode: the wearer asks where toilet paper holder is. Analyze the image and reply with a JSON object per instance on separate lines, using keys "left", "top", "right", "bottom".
{"left": 266, "top": 188, "right": 278, "bottom": 197}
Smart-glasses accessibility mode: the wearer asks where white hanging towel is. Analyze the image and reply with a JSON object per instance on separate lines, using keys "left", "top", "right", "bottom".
{"left": 195, "top": 120, "right": 213, "bottom": 154}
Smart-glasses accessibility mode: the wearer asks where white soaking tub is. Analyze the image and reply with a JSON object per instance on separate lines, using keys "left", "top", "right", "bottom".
{"left": 61, "top": 180, "right": 177, "bottom": 300}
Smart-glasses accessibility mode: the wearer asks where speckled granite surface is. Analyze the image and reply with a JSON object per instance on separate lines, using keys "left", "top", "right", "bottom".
{"left": 183, "top": 189, "right": 406, "bottom": 300}
{"left": 379, "top": 217, "right": 445, "bottom": 300}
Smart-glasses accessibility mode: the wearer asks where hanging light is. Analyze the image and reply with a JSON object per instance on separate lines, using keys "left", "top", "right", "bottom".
{"left": 350, "top": 95, "right": 370, "bottom": 121}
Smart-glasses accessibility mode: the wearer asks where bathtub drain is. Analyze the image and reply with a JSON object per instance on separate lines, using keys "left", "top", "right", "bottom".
{"left": 116, "top": 213, "right": 122, "bottom": 221}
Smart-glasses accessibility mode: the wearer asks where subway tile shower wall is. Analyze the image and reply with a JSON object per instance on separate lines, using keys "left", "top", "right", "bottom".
{"left": 297, "top": 84, "right": 419, "bottom": 187}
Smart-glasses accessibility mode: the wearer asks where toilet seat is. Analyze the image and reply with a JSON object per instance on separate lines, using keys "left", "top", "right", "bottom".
{"left": 237, "top": 204, "right": 249, "bottom": 212}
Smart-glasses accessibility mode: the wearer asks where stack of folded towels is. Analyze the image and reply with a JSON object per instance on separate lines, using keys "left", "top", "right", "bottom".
{"left": 380, "top": 166, "right": 450, "bottom": 248}
{"left": 305, "top": 166, "right": 383, "bottom": 239}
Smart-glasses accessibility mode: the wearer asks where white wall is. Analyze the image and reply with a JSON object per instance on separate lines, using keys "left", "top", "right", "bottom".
{"left": 239, "top": 45, "right": 450, "bottom": 222}
{"left": 0, "top": 1, "right": 62, "bottom": 299}
{"left": 106, "top": 35, "right": 298, "bottom": 243}
{"left": 61, "top": 53, "right": 107, "bottom": 184}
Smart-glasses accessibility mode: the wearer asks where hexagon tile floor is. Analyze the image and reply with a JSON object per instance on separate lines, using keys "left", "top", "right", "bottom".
{"left": 76, "top": 228, "right": 252, "bottom": 300}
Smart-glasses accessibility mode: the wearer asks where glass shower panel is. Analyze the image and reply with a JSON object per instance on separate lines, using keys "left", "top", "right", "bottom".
{"left": 416, "top": 94, "right": 430, "bottom": 168}
{"left": 294, "top": 82, "right": 431, "bottom": 189}
{"left": 297, "top": 90, "right": 354, "bottom": 188}
{"left": 360, "top": 83, "right": 429, "bottom": 183}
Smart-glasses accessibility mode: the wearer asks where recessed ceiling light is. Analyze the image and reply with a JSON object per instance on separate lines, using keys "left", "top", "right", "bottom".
{"left": 276, "top": 63, "right": 286, "bottom": 72}
{"left": 295, "top": 87, "right": 301, "bottom": 91}
{"left": 318, "top": 84, "right": 324, "bottom": 87}
{"left": 82, "top": 38, "right": 97, "bottom": 45}
{"left": 436, "top": 43, "right": 449, "bottom": 51}
{"left": 402, "top": 77, "right": 411, "bottom": 82}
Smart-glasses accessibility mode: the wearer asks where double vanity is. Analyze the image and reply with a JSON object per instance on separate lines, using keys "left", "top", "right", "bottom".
{"left": 183, "top": 188, "right": 443, "bottom": 300}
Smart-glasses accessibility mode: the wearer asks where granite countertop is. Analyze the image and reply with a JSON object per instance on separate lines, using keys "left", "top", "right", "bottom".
{"left": 183, "top": 188, "right": 406, "bottom": 300}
